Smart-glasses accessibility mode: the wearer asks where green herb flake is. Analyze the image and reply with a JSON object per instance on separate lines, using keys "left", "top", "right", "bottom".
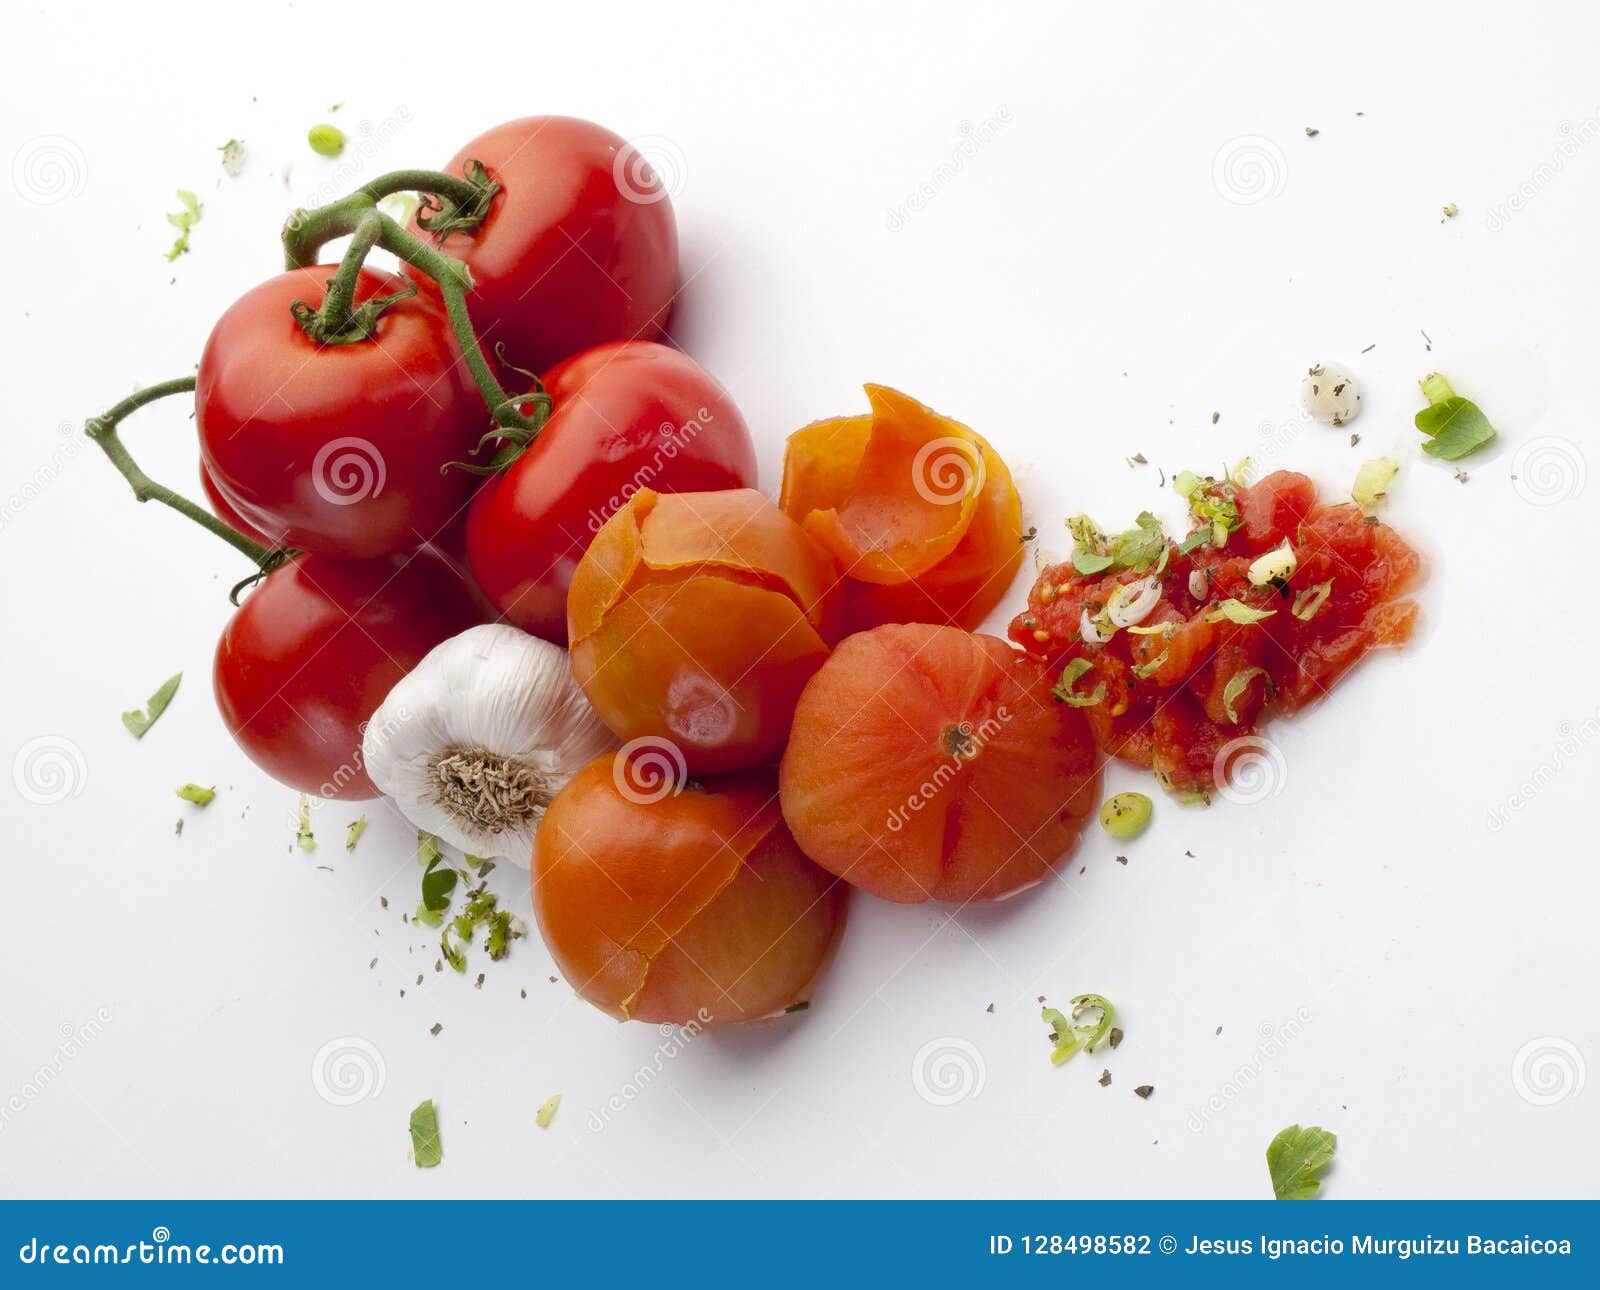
{"left": 1041, "top": 994, "right": 1116, "bottom": 1066}
{"left": 345, "top": 815, "right": 367, "bottom": 853}
{"left": 1415, "top": 374, "right": 1497, "bottom": 461}
{"left": 175, "top": 783, "right": 216, "bottom": 807}
{"left": 1073, "top": 549, "right": 1114, "bottom": 576}
{"left": 218, "top": 139, "right": 246, "bottom": 177}
{"left": 122, "top": 673, "right": 182, "bottom": 739}
{"left": 420, "top": 859, "right": 457, "bottom": 916}
{"left": 1292, "top": 580, "right": 1334, "bottom": 621}
{"left": 409, "top": 1098, "right": 442, "bottom": 1168}
{"left": 1267, "top": 1124, "right": 1337, "bottom": 1200}
{"left": 1205, "top": 598, "right": 1276, "bottom": 626}
{"left": 440, "top": 927, "right": 467, "bottom": 974}
{"left": 164, "top": 190, "right": 202, "bottom": 262}
{"left": 307, "top": 124, "right": 346, "bottom": 157}
{"left": 1352, "top": 457, "right": 1400, "bottom": 508}
{"left": 535, "top": 1094, "right": 562, "bottom": 1129}
{"left": 1176, "top": 529, "right": 1212, "bottom": 556}
{"left": 295, "top": 794, "right": 316, "bottom": 852}
{"left": 1051, "top": 658, "right": 1106, "bottom": 708}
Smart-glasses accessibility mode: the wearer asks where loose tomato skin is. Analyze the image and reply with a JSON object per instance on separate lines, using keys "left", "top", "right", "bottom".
{"left": 567, "top": 488, "right": 840, "bottom": 773}
{"left": 466, "top": 341, "right": 757, "bottom": 644}
{"left": 533, "top": 757, "right": 847, "bottom": 1025}
{"left": 412, "top": 117, "right": 678, "bottom": 375}
{"left": 214, "top": 551, "right": 485, "bottom": 799}
{"left": 198, "top": 266, "right": 483, "bottom": 559}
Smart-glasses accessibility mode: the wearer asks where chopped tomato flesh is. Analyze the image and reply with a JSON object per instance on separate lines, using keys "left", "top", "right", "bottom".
{"left": 1010, "top": 470, "right": 1422, "bottom": 799}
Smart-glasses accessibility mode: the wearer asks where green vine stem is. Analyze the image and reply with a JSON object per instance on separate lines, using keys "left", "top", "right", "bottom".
{"left": 281, "top": 167, "right": 544, "bottom": 442}
{"left": 84, "top": 376, "right": 276, "bottom": 566}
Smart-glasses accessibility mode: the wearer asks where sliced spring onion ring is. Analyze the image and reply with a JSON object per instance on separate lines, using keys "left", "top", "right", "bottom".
{"left": 1247, "top": 540, "right": 1297, "bottom": 587}
{"left": 1079, "top": 606, "right": 1113, "bottom": 644}
{"left": 1222, "top": 666, "right": 1272, "bottom": 723}
{"left": 1051, "top": 658, "right": 1106, "bottom": 707}
{"left": 1107, "top": 576, "right": 1161, "bottom": 628}
{"left": 1131, "top": 648, "right": 1170, "bottom": 680}
{"left": 1206, "top": 598, "right": 1276, "bottom": 625}
{"left": 1292, "top": 580, "right": 1333, "bottom": 621}
{"left": 1352, "top": 456, "right": 1399, "bottom": 508}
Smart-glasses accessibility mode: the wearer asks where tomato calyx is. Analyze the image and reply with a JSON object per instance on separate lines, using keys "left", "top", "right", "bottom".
{"left": 414, "top": 159, "right": 499, "bottom": 240}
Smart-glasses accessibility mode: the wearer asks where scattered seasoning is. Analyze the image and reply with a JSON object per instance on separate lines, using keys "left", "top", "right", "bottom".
{"left": 985, "top": 1002, "right": 995, "bottom": 1014}
{"left": 1210, "top": 411, "right": 1219, "bottom": 424}
{"left": 520, "top": 989, "right": 527, "bottom": 999}
{"left": 408, "top": 1099, "right": 442, "bottom": 1168}
{"left": 1216, "top": 1026, "right": 1223, "bottom": 1036}
{"left": 1108, "top": 1027, "right": 1124, "bottom": 1049}
{"left": 1115, "top": 854, "right": 1128, "bottom": 866}
{"left": 380, "top": 896, "right": 389, "bottom": 910}
{"left": 176, "top": 783, "right": 215, "bottom": 807}
{"left": 1127, "top": 452, "right": 1148, "bottom": 467}
{"left": 474, "top": 973, "right": 485, "bottom": 991}
{"left": 346, "top": 816, "right": 368, "bottom": 853}
{"left": 1349, "top": 432, "right": 1361, "bottom": 447}
{"left": 218, "top": 139, "right": 246, "bottom": 177}
{"left": 1098, "top": 1070, "right": 1112, "bottom": 1087}
{"left": 1454, "top": 468, "right": 1469, "bottom": 483}
{"left": 1304, "top": 126, "right": 1319, "bottom": 137}
{"left": 295, "top": 795, "right": 316, "bottom": 852}
{"left": 1360, "top": 343, "right": 1376, "bottom": 354}
{"left": 535, "top": 1094, "right": 562, "bottom": 1129}
{"left": 122, "top": 672, "right": 182, "bottom": 739}
{"left": 1134, "top": 1084, "right": 1154, "bottom": 1099}
{"left": 1184, "top": 850, "right": 1195, "bottom": 859}
{"left": 1421, "top": 328, "right": 1432, "bottom": 351}
{"left": 429, "top": 1022, "right": 442, "bottom": 1037}
{"left": 1020, "top": 525, "right": 1037, "bottom": 543}
{"left": 174, "top": 819, "right": 184, "bottom": 837}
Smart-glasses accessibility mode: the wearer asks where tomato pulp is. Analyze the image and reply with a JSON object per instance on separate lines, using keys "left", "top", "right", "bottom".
{"left": 1010, "top": 470, "right": 1422, "bottom": 798}
{"left": 411, "top": 116, "right": 679, "bottom": 375}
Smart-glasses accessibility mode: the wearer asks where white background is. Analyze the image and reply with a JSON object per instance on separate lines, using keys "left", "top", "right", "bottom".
{"left": 2, "top": 0, "right": 1595, "bottom": 1200}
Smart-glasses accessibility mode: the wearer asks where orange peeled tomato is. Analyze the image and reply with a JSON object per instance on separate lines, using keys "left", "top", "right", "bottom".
{"left": 779, "top": 623, "right": 1102, "bottom": 904}
{"left": 568, "top": 488, "right": 841, "bottom": 773}
{"left": 781, "top": 408, "right": 1023, "bottom": 631}
{"left": 533, "top": 756, "right": 847, "bottom": 1024}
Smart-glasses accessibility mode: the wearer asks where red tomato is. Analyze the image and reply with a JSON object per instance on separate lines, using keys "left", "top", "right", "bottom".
{"left": 465, "top": 341, "right": 758, "bottom": 643}
{"left": 200, "top": 463, "right": 282, "bottom": 549}
{"left": 197, "top": 266, "right": 484, "bottom": 560}
{"left": 214, "top": 550, "right": 485, "bottom": 799}
{"left": 412, "top": 117, "right": 678, "bottom": 375}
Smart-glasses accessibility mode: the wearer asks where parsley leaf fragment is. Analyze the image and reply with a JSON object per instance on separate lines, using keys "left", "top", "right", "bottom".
{"left": 164, "top": 190, "right": 202, "bottom": 262}
{"left": 122, "top": 673, "right": 182, "bottom": 739}
{"left": 176, "top": 783, "right": 215, "bottom": 807}
{"left": 1415, "top": 374, "right": 1497, "bottom": 460}
{"left": 409, "top": 1098, "right": 442, "bottom": 1168}
{"left": 1267, "top": 1124, "right": 1337, "bottom": 1200}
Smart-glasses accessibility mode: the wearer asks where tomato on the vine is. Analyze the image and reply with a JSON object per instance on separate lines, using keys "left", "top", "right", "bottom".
{"left": 213, "top": 549, "right": 485, "bottom": 799}
{"left": 465, "top": 340, "right": 757, "bottom": 643}
{"left": 410, "top": 117, "right": 679, "bottom": 375}
{"left": 197, "top": 265, "right": 484, "bottom": 560}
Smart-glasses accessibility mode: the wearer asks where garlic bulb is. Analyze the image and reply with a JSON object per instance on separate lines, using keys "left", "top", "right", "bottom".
{"left": 362, "top": 624, "right": 615, "bottom": 865}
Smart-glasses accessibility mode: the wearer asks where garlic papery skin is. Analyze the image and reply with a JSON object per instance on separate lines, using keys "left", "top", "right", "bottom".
{"left": 362, "top": 624, "right": 615, "bottom": 865}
